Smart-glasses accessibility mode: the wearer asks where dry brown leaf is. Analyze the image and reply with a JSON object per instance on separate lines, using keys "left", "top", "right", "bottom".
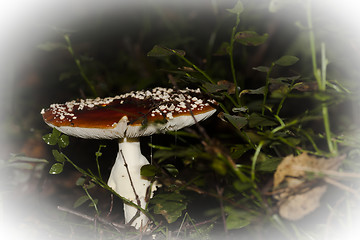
{"left": 278, "top": 185, "right": 327, "bottom": 221}
{"left": 273, "top": 152, "right": 343, "bottom": 221}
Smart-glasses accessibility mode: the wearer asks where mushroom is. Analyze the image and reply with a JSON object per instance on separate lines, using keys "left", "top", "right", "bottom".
{"left": 41, "top": 87, "right": 217, "bottom": 229}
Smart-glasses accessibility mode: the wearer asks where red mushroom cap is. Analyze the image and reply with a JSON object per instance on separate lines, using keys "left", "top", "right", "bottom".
{"left": 41, "top": 87, "right": 217, "bottom": 139}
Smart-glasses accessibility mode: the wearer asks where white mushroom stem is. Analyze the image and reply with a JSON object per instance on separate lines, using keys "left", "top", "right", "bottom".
{"left": 107, "top": 137, "right": 154, "bottom": 229}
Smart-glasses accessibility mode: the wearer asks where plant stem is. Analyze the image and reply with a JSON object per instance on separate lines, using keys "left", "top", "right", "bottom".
{"left": 320, "top": 43, "right": 336, "bottom": 153}
{"left": 275, "top": 78, "right": 296, "bottom": 116}
{"left": 229, "top": 12, "right": 241, "bottom": 105}
{"left": 216, "top": 186, "right": 228, "bottom": 235}
{"left": 95, "top": 145, "right": 106, "bottom": 181}
{"left": 83, "top": 187, "right": 99, "bottom": 215}
{"left": 174, "top": 52, "right": 215, "bottom": 84}
{"left": 306, "top": 1, "right": 321, "bottom": 87}
{"left": 306, "top": 1, "right": 336, "bottom": 154}
{"left": 64, "top": 34, "right": 98, "bottom": 97}
{"left": 262, "top": 63, "right": 275, "bottom": 115}
{"left": 251, "top": 140, "right": 264, "bottom": 181}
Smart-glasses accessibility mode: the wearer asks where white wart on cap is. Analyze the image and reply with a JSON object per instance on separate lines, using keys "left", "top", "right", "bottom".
{"left": 41, "top": 87, "right": 217, "bottom": 139}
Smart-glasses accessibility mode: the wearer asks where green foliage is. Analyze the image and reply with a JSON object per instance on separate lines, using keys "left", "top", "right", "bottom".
{"left": 48, "top": 162, "right": 63, "bottom": 174}
{"left": 43, "top": 128, "right": 70, "bottom": 174}
{"left": 151, "top": 192, "right": 187, "bottom": 223}
{"left": 222, "top": 113, "right": 247, "bottom": 130}
{"left": 227, "top": 0, "right": 244, "bottom": 15}
{"left": 73, "top": 195, "right": 92, "bottom": 208}
{"left": 42, "top": 128, "right": 62, "bottom": 146}
{"left": 225, "top": 206, "right": 254, "bottom": 230}
{"left": 140, "top": 164, "right": 158, "bottom": 177}
{"left": 37, "top": 41, "right": 67, "bottom": 51}
{"left": 274, "top": 55, "right": 299, "bottom": 67}
{"left": 74, "top": 177, "right": 99, "bottom": 213}
{"left": 248, "top": 113, "right": 277, "bottom": 128}
{"left": 147, "top": 45, "right": 186, "bottom": 57}
{"left": 235, "top": 31, "right": 268, "bottom": 46}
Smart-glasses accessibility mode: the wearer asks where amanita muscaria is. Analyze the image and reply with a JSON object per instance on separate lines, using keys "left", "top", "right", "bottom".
{"left": 41, "top": 87, "right": 217, "bottom": 229}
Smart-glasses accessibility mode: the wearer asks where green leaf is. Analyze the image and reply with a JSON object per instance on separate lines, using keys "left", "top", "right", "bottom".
{"left": 233, "top": 180, "right": 253, "bottom": 192}
{"left": 37, "top": 41, "right": 67, "bottom": 51}
{"left": 293, "top": 82, "right": 318, "bottom": 92}
{"left": 58, "top": 134, "right": 69, "bottom": 148}
{"left": 232, "top": 106, "right": 248, "bottom": 113}
{"left": 42, "top": 128, "right": 62, "bottom": 145}
{"left": 151, "top": 193, "right": 187, "bottom": 223}
{"left": 76, "top": 176, "right": 86, "bottom": 186}
{"left": 163, "top": 164, "right": 179, "bottom": 177}
{"left": 269, "top": 75, "right": 301, "bottom": 83}
{"left": 86, "top": 181, "right": 96, "bottom": 189}
{"left": 147, "top": 45, "right": 185, "bottom": 57}
{"left": 203, "top": 82, "right": 229, "bottom": 93}
{"left": 235, "top": 31, "right": 268, "bottom": 46}
{"left": 89, "top": 199, "right": 98, "bottom": 207}
{"left": 248, "top": 113, "right": 277, "bottom": 128}
{"left": 95, "top": 145, "right": 106, "bottom": 157}
{"left": 240, "top": 86, "right": 266, "bottom": 96}
{"left": 227, "top": 1, "right": 244, "bottom": 15}
{"left": 42, "top": 133, "right": 55, "bottom": 145}
{"left": 214, "top": 42, "right": 230, "bottom": 56}
{"left": 230, "top": 144, "right": 252, "bottom": 159}
{"left": 223, "top": 113, "right": 248, "bottom": 130}
{"left": 270, "top": 85, "right": 290, "bottom": 98}
{"left": 49, "top": 163, "right": 63, "bottom": 174}
{"left": 211, "top": 159, "right": 227, "bottom": 175}
{"left": 225, "top": 208, "right": 252, "bottom": 230}
{"left": 256, "top": 157, "right": 282, "bottom": 172}
{"left": 9, "top": 154, "right": 48, "bottom": 163}
{"left": 52, "top": 149, "right": 66, "bottom": 163}
{"left": 274, "top": 55, "right": 299, "bottom": 66}
{"left": 252, "top": 66, "right": 270, "bottom": 73}
{"left": 314, "top": 92, "right": 332, "bottom": 101}
{"left": 141, "top": 164, "right": 158, "bottom": 177}
{"left": 73, "top": 195, "right": 90, "bottom": 208}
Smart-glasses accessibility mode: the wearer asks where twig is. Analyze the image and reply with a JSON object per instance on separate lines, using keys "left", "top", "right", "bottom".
{"left": 119, "top": 149, "right": 142, "bottom": 225}
{"left": 120, "top": 149, "right": 141, "bottom": 206}
{"left": 176, "top": 213, "right": 187, "bottom": 238}
{"left": 324, "top": 177, "right": 360, "bottom": 199}
{"left": 216, "top": 185, "right": 228, "bottom": 235}
{"left": 107, "top": 193, "right": 114, "bottom": 218}
{"left": 57, "top": 206, "right": 125, "bottom": 230}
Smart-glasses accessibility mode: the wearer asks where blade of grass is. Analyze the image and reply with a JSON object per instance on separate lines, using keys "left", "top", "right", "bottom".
{"left": 171, "top": 50, "right": 215, "bottom": 84}
{"left": 306, "top": 0, "right": 336, "bottom": 154}
{"left": 64, "top": 34, "right": 98, "bottom": 97}
{"left": 251, "top": 140, "right": 264, "bottom": 181}
{"left": 262, "top": 62, "right": 275, "bottom": 115}
{"left": 228, "top": 5, "right": 242, "bottom": 106}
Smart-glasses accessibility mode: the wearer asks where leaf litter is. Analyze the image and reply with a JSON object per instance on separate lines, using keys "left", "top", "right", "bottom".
{"left": 273, "top": 152, "right": 344, "bottom": 220}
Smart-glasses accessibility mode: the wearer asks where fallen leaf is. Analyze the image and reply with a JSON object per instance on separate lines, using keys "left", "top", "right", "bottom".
{"left": 273, "top": 152, "right": 343, "bottom": 220}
